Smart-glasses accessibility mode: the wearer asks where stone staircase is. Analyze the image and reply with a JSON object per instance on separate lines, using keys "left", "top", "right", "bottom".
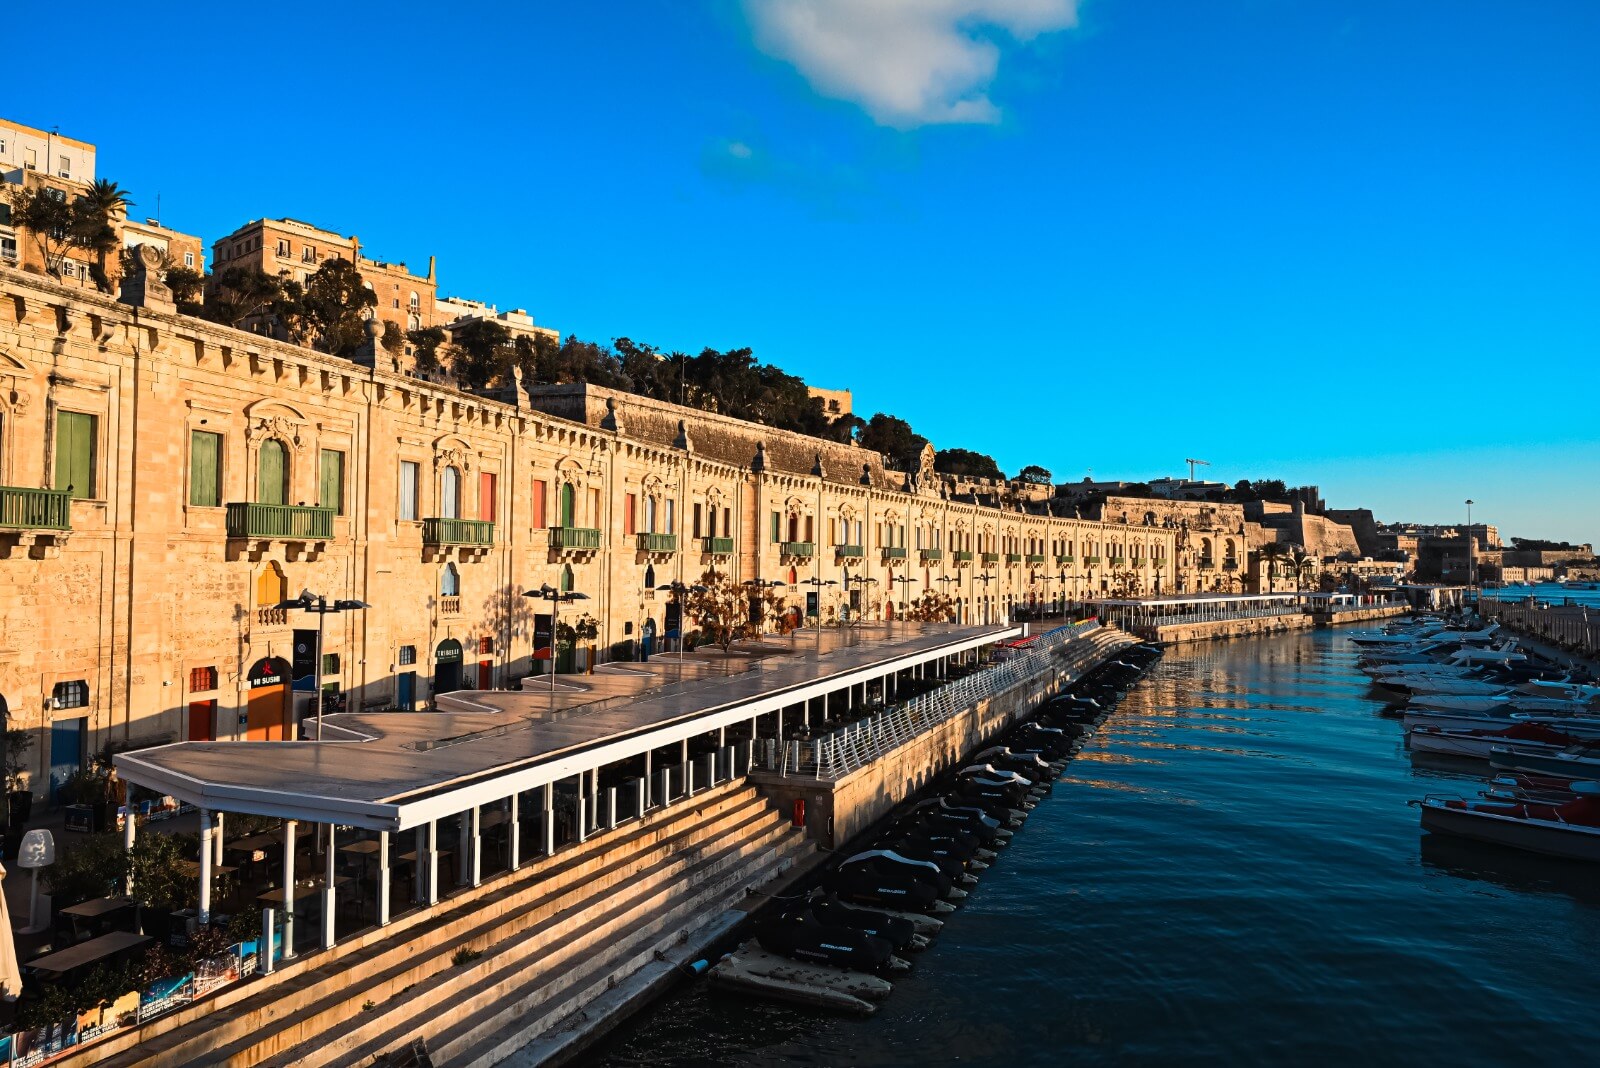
{"left": 86, "top": 780, "right": 811, "bottom": 1068}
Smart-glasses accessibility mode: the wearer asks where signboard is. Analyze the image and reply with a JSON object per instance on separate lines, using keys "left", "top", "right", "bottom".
{"left": 247, "top": 657, "right": 289, "bottom": 688}
{"left": 291, "top": 629, "right": 318, "bottom": 692}
{"left": 532, "top": 614, "right": 553, "bottom": 661}
{"left": 435, "top": 638, "right": 463, "bottom": 664}
{"left": 18, "top": 828, "right": 55, "bottom": 869}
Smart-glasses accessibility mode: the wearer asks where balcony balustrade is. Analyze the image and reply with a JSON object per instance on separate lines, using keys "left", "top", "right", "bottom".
{"left": 1056, "top": 555, "right": 1074, "bottom": 565}
{"left": 981, "top": 552, "right": 999, "bottom": 565}
{"left": 953, "top": 550, "right": 973, "bottom": 566}
{"left": 227, "top": 502, "right": 334, "bottom": 541}
{"left": 0, "top": 487, "right": 71, "bottom": 531}
{"left": 1084, "top": 555, "right": 1102, "bottom": 565}
{"left": 701, "top": 536, "right": 734, "bottom": 555}
{"left": 637, "top": 532, "right": 678, "bottom": 553}
{"left": 440, "top": 596, "right": 461, "bottom": 615}
{"left": 780, "top": 541, "right": 815, "bottom": 558}
{"left": 1109, "top": 556, "right": 1126, "bottom": 566}
{"left": 1198, "top": 557, "right": 1216, "bottom": 569}
{"left": 920, "top": 548, "right": 943, "bottom": 563}
{"left": 1005, "top": 553, "right": 1021, "bottom": 564}
{"left": 882, "top": 546, "right": 908, "bottom": 560}
{"left": 836, "top": 544, "right": 864, "bottom": 558}
{"left": 1024, "top": 553, "right": 1045, "bottom": 565}
{"left": 549, "top": 526, "right": 602, "bottom": 551}
{"left": 423, "top": 517, "right": 494, "bottom": 546}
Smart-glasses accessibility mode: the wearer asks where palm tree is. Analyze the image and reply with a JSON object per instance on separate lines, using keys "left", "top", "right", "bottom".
{"left": 1288, "top": 546, "right": 1316, "bottom": 599}
{"left": 1257, "top": 542, "right": 1290, "bottom": 594}
{"left": 77, "top": 179, "right": 133, "bottom": 293}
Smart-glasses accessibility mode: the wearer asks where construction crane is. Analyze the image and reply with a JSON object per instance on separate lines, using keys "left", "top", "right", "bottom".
{"left": 1184, "top": 458, "right": 1210, "bottom": 482}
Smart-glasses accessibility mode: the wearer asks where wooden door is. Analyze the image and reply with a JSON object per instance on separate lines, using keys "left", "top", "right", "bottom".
{"left": 247, "top": 684, "right": 287, "bottom": 741}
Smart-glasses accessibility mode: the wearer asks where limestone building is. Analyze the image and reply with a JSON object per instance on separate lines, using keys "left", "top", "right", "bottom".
{"left": 0, "top": 266, "right": 1175, "bottom": 801}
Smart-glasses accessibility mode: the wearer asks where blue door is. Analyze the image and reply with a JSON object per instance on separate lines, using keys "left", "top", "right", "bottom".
{"left": 49, "top": 717, "right": 84, "bottom": 803}
{"left": 397, "top": 671, "right": 416, "bottom": 711}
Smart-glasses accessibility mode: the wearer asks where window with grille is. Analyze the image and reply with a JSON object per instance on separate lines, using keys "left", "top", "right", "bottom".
{"left": 53, "top": 680, "right": 88, "bottom": 709}
{"left": 398, "top": 645, "right": 417, "bottom": 665}
{"left": 322, "top": 653, "right": 341, "bottom": 675}
{"left": 478, "top": 636, "right": 494, "bottom": 655}
{"left": 189, "top": 666, "right": 218, "bottom": 692}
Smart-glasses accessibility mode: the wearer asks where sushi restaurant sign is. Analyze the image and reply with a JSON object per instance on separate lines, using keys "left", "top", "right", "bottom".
{"left": 248, "top": 657, "right": 290, "bottom": 688}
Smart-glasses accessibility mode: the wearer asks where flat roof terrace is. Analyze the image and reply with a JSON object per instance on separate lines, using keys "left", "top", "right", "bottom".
{"left": 117, "top": 621, "right": 1017, "bottom": 832}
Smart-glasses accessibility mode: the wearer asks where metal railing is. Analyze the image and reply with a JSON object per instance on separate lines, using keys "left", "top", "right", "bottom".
{"left": 637, "top": 532, "right": 678, "bottom": 553}
{"left": 0, "top": 486, "right": 71, "bottom": 530}
{"left": 781, "top": 541, "right": 815, "bottom": 558}
{"left": 836, "top": 544, "right": 865, "bottom": 558}
{"left": 702, "top": 536, "right": 734, "bottom": 555}
{"left": 226, "top": 503, "right": 334, "bottom": 540}
{"left": 769, "top": 618, "right": 1115, "bottom": 780}
{"left": 423, "top": 517, "right": 494, "bottom": 546}
{"left": 883, "top": 546, "right": 908, "bottom": 560}
{"left": 549, "top": 526, "right": 602, "bottom": 550}
{"left": 920, "top": 548, "right": 943, "bottom": 563}
{"left": 1024, "top": 554, "right": 1045, "bottom": 565}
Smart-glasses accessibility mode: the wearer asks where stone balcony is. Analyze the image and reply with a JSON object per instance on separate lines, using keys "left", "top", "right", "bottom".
{"left": 226, "top": 502, "right": 333, "bottom": 562}
{"left": 0, "top": 486, "right": 71, "bottom": 560}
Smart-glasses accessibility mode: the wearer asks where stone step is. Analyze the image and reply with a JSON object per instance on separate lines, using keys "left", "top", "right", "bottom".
{"left": 91, "top": 780, "right": 768, "bottom": 1068}
{"left": 446, "top": 829, "right": 813, "bottom": 1068}
{"left": 279, "top": 800, "right": 801, "bottom": 1068}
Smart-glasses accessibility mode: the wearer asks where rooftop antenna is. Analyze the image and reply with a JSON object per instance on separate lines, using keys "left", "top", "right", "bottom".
{"left": 1185, "top": 457, "right": 1210, "bottom": 481}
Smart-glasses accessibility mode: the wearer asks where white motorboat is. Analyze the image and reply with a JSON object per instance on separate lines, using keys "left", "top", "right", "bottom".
{"left": 1407, "top": 721, "right": 1584, "bottom": 760}
{"left": 1417, "top": 784, "right": 1600, "bottom": 862}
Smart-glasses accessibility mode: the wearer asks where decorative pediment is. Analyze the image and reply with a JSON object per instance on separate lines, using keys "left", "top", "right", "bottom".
{"left": 433, "top": 435, "right": 474, "bottom": 473}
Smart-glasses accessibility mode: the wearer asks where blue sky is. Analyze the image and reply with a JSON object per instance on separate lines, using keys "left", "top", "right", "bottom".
{"left": 9, "top": 0, "right": 1597, "bottom": 542}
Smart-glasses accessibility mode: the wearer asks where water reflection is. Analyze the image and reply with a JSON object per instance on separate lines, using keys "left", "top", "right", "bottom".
{"left": 1419, "top": 833, "right": 1600, "bottom": 906}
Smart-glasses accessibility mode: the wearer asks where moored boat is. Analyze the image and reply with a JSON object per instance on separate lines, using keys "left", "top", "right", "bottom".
{"left": 1417, "top": 785, "right": 1600, "bottom": 862}
{"left": 1407, "top": 721, "right": 1581, "bottom": 760}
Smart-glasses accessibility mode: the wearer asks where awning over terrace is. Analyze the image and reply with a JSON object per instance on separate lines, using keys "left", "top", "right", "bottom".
{"left": 116, "top": 622, "right": 1019, "bottom": 833}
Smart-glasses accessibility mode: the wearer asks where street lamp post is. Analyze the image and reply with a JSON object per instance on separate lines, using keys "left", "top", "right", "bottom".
{"left": 656, "top": 581, "right": 707, "bottom": 657}
{"left": 742, "top": 578, "right": 786, "bottom": 638}
{"left": 276, "top": 590, "right": 370, "bottom": 742}
{"left": 1464, "top": 498, "right": 1476, "bottom": 596}
{"left": 974, "top": 571, "right": 996, "bottom": 624}
{"left": 843, "top": 572, "right": 877, "bottom": 630}
{"left": 523, "top": 584, "right": 590, "bottom": 694}
{"left": 890, "top": 574, "right": 917, "bottom": 626}
{"left": 798, "top": 578, "right": 838, "bottom": 650}
{"left": 935, "top": 575, "right": 961, "bottom": 623}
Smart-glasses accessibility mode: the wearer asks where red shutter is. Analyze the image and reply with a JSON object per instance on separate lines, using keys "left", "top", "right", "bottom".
{"left": 532, "top": 480, "right": 546, "bottom": 528}
{"left": 480, "top": 472, "right": 497, "bottom": 522}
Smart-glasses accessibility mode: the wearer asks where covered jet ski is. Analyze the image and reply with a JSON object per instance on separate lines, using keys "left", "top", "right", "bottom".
{"left": 826, "top": 849, "right": 958, "bottom": 912}
{"left": 756, "top": 909, "right": 900, "bottom": 974}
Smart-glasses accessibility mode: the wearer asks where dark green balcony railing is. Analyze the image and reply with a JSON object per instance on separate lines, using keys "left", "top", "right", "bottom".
{"left": 1056, "top": 555, "right": 1074, "bottom": 565}
{"left": 981, "top": 552, "right": 999, "bottom": 565}
{"left": 702, "top": 536, "right": 734, "bottom": 555}
{"left": 836, "top": 544, "right": 865, "bottom": 558}
{"left": 920, "top": 548, "right": 943, "bottom": 563}
{"left": 549, "top": 526, "right": 602, "bottom": 551}
{"left": 226, "top": 502, "right": 334, "bottom": 540}
{"left": 781, "top": 541, "right": 815, "bottom": 558}
{"left": 882, "top": 546, "right": 908, "bottom": 560}
{"left": 424, "top": 517, "right": 494, "bottom": 546}
{"left": 0, "top": 486, "right": 71, "bottom": 531}
{"left": 953, "top": 550, "right": 974, "bottom": 563}
{"left": 638, "top": 532, "right": 678, "bottom": 553}
{"left": 1198, "top": 557, "right": 1215, "bottom": 569}
{"left": 1005, "top": 553, "right": 1021, "bottom": 564}
{"left": 1223, "top": 560, "right": 1239, "bottom": 571}
{"left": 1109, "top": 556, "right": 1126, "bottom": 566}
{"left": 1084, "top": 555, "right": 1102, "bottom": 565}
{"left": 1024, "top": 554, "right": 1045, "bottom": 565}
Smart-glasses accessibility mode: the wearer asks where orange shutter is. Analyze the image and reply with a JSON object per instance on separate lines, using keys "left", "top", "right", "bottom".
{"left": 532, "top": 479, "right": 546, "bottom": 527}
{"left": 624, "top": 494, "right": 637, "bottom": 536}
{"left": 480, "top": 472, "right": 497, "bottom": 522}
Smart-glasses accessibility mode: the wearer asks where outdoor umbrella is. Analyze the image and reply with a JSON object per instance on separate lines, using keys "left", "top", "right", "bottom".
{"left": 0, "top": 862, "right": 20, "bottom": 999}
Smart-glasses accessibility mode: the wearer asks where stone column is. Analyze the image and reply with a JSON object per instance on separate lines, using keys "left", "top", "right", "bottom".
{"left": 197, "top": 810, "right": 214, "bottom": 926}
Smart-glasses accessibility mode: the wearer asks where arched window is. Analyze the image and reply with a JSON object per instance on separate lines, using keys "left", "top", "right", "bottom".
{"left": 441, "top": 563, "right": 460, "bottom": 596}
{"left": 258, "top": 440, "right": 288, "bottom": 506}
{"left": 440, "top": 466, "right": 461, "bottom": 519}
{"left": 644, "top": 496, "right": 657, "bottom": 533}
{"left": 408, "top": 292, "right": 420, "bottom": 312}
{"left": 644, "top": 564, "right": 656, "bottom": 588}
{"left": 255, "top": 561, "right": 286, "bottom": 606}
{"left": 559, "top": 564, "right": 574, "bottom": 593}
{"left": 1224, "top": 539, "right": 1238, "bottom": 564}
{"left": 787, "top": 513, "right": 799, "bottom": 543}
{"left": 787, "top": 566, "right": 797, "bottom": 584}
{"left": 559, "top": 483, "right": 575, "bottom": 527}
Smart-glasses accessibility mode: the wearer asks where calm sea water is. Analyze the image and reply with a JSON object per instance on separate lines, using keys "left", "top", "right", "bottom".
{"left": 592, "top": 629, "right": 1600, "bottom": 1067}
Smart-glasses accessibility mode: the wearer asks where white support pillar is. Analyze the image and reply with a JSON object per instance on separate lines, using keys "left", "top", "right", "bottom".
{"left": 377, "top": 830, "right": 391, "bottom": 927}
{"left": 607, "top": 786, "right": 618, "bottom": 830}
{"left": 426, "top": 820, "right": 439, "bottom": 905}
{"left": 458, "top": 810, "right": 472, "bottom": 886}
{"left": 122, "top": 807, "right": 137, "bottom": 896}
{"left": 282, "top": 819, "right": 298, "bottom": 959}
{"left": 197, "top": 809, "right": 214, "bottom": 927}
{"left": 470, "top": 807, "right": 482, "bottom": 887}
{"left": 323, "top": 824, "right": 337, "bottom": 949}
{"left": 413, "top": 826, "right": 425, "bottom": 903}
{"left": 589, "top": 767, "right": 600, "bottom": 832}
{"left": 543, "top": 786, "right": 555, "bottom": 855}
{"left": 576, "top": 787, "right": 588, "bottom": 844}
{"left": 643, "top": 751, "right": 653, "bottom": 809}
{"left": 213, "top": 812, "right": 225, "bottom": 867}
{"left": 509, "top": 793, "right": 521, "bottom": 871}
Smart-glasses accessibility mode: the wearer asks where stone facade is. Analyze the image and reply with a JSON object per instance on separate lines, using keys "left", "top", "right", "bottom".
{"left": 0, "top": 268, "right": 1176, "bottom": 797}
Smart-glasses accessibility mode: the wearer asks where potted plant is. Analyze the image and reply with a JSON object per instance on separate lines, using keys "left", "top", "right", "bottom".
{"left": 5, "top": 726, "right": 35, "bottom": 828}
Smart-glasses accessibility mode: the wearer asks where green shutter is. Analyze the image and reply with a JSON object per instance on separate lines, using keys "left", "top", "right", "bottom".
{"left": 189, "top": 431, "right": 221, "bottom": 507}
{"left": 559, "top": 482, "right": 575, "bottom": 527}
{"left": 258, "top": 441, "right": 287, "bottom": 505}
{"left": 319, "top": 449, "right": 345, "bottom": 515}
{"left": 54, "top": 411, "right": 95, "bottom": 499}
{"left": 771, "top": 511, "right": 780, "bottom": 542}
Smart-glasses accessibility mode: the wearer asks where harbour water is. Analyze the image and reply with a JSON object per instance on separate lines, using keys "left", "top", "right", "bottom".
{"left": 594, "top": 629, "right": 1600, "bottom": 1066}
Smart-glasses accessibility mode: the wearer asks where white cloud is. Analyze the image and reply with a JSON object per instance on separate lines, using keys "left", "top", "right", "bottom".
{"left": 743, "top": 0, "right": 1079, "bottom": 128}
